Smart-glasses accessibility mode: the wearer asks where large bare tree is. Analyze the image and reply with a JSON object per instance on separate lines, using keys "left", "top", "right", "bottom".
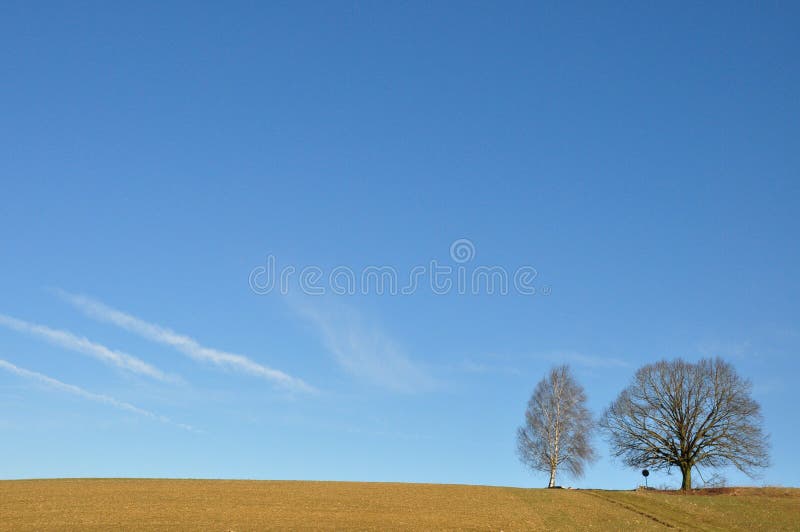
{"left": 600, "top": 357, "right": 768, "bottom": 490}
{"left": 517, "top": 365, "right": 596, "bottom": 487}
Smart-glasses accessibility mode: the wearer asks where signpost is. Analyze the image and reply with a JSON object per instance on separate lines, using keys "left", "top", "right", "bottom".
{"left": 642, "top": 469, "right": 650, "bottom": 489}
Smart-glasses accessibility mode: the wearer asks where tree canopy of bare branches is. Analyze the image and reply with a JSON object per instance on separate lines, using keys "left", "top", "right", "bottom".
{"left": 600, "top": 357, "right": 768, "bottom": 490}
{"left": 517, "top": 365, "right": 596, "bottom": 487}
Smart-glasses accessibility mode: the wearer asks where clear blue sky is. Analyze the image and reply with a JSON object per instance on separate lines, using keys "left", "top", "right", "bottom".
{"left": 1, "top": 2, "right": 798, "bottom": 489}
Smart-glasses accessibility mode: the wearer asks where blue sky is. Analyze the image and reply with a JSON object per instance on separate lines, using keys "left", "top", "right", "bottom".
{"left": 1, "top": 2, "right": 798, "bottom": 489}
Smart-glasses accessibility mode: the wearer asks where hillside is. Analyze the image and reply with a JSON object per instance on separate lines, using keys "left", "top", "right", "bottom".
{"left": 0, "top": 479, "right": 797, "bottom": 530}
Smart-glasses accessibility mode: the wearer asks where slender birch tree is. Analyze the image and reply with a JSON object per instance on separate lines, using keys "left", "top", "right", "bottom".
{"left": 517, "top": 365, "right": 596, "bottom": 487}
{"left": 600, "top": 358, "right": 768, "bottom": 490}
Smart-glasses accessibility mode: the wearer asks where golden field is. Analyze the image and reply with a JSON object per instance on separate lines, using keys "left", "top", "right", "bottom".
{"left": 0, "top": 479, "right": 797, "bottom": 531}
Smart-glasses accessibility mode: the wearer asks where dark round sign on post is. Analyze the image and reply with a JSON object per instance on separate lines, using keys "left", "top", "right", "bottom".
{"left": 642, "top": 469, "right": 650, "bottom": 488}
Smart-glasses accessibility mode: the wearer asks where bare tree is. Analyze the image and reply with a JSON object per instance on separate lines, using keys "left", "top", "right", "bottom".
{"left": 600, "top": 358, "right": 769, "bottom": 490}
{"left": 517, "top": 365, "right": 596, "bottom": 487}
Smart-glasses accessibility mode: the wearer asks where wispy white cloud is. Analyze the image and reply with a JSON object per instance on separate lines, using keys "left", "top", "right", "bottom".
{"left": 546, "top": 351, "right": 630, "bottom": 369}
{"left": 471, "top": 350, "right": 630, "bottom": 372}
{"left": 0, "top": 358, "right": 195, "bottom": 431}
{"left": 289, "top": 297, "right": 435, "bottom": 393}
{"left": 459, "top": 359, "right": 522, "bottom": 376}
{"left": 752, "top": 377, "right": 784, "bottom": 396}
{"left": 534, "top": 351, "right": 631, "bottom": 369}
{"left": 0, "top": 314, "right": 177, "bottom": 383}
{"left": 697, "top": 339, "right": 753, "bottom": 359}
{"left": 57, "top": 290, "right": 315, "bottom": 394}
{"left": 342, "top": 424, "right": 433, "bottom": 441}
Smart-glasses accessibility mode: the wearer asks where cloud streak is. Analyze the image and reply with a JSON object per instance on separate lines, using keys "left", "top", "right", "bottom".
{"left": 289, "top": 297, "right": 435, "bottom": 393}
{"left": 0, "top": 358, "right": 195, "bottom": 431}
{"left": 459, "top": 359, "right": 522, "bottom": 376}
{"left": 0, "top": 314, "right": 177, "bottom": 383}
{"left": 548, "top": 351, "right": 630, "bottom": 368}
{"left": 57, "top": 291, "right": 315, "bottom": 394}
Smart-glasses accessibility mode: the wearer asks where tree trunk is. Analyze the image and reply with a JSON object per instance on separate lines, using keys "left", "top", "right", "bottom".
{"left": 548, "top": 467, "right": 556, "bottom": 488}
{"left": 680, "top": 465, "right": 692, "bottom": 491}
